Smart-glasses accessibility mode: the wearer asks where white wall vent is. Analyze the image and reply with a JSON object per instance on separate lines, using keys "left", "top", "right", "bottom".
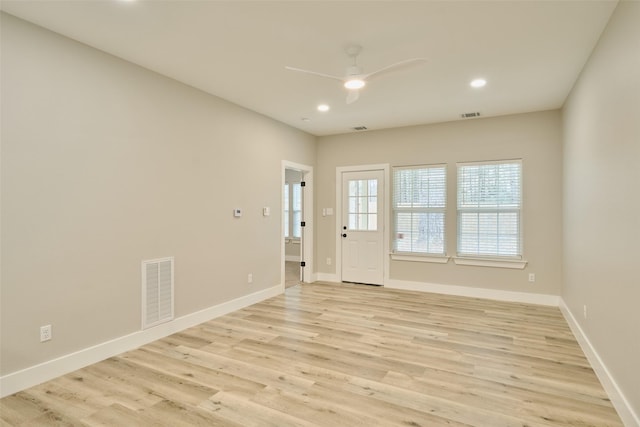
{"left": 460, "top": 112, "right": 481, "bottom": 119}
{"left": 142, "top": 257, "right": 174, "bottom": 329}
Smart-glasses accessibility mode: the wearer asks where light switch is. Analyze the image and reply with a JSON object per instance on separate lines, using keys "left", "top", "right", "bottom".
{"left": 233, "top": 208, "right": 242, "bottom": 217}
{"left": 263, "top": 207, "right": 270, "bottom": 216}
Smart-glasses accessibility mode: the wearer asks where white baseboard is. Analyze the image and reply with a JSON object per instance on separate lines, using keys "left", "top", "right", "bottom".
{"left": 0, "top": 285, "right": 283, "bottom": 398}
{"left": 301, "top": 271, "right": 317, "bottom": 284}
{"left": 385, "top": 279, "right": 560, "bottom": 306}
{"left": 315, "top": 272, "right": 339, "bottom": 283}
{"left": 559, "top": 299, "right": 639, "bottom": 427}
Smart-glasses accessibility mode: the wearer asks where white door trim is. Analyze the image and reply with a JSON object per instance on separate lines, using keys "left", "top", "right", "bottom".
{"left": 335, "top": 164, "right": 390, "bottom": 285}
{"left": 282, "top": 161, "right": 314, "bottom": 287}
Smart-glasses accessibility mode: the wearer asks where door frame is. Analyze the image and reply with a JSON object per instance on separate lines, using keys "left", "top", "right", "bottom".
{"left": 282, "top": 160, "right": 314, "bottom": 288}
{"left": 335, "top": 164, "right": 390, "bottom": 285}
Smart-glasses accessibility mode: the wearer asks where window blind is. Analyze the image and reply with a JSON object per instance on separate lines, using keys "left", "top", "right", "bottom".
{"left": 292, "top": 183, "right": 302, "bottom": 238}
{"left": 392, "top": 165, "right": 446, "bottom": 255}
{"left": 283, "top": 183, "right": 290, "bottom": 238}
{"left": 457, "top": 160, "right": 522, "bottom": 258}
{"left": 284, "top": 182, "right": 302, "bottom": 239}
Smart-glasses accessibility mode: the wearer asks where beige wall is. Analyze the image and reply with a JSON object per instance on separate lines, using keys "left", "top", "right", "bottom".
{"left": 316, "top": 110, "right": 563, "bottom": 296}
{"left": 0, "top": 14, "right": 315, "bottom": 375}
{"left": 562, "top": 0, "right": 640, "bottom": 417}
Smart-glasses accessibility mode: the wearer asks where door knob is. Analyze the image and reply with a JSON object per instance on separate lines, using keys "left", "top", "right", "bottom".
{"left": 342, "top": 233, "right": 347, "bottom": 238}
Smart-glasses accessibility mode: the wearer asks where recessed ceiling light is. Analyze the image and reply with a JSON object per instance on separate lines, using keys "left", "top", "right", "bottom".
{"left": 344, "top": 79, "right": 366, "bottom": 90}
{"left": 317, "top": 104, "right": 330, "bottom": 112}
{"left": 470, "top": 78, "right": 487, "bottom": 88}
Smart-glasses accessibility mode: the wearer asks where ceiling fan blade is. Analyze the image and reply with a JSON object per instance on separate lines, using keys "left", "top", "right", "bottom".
{"left": 284, "top": 66, "right": 343, "bottom": 81}
{"left": 346, "top": 89, "right": 360, "bottom": 104}
{"left": 363, "top": 57, "right": 428, "bottom": 80}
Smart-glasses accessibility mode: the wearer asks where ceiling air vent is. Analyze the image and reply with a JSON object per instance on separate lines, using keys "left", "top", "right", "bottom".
{"left": 352, "top": 126, "right": 368, "bottom": 131}
{"left": 461, "top": 112, "right": 481, "bottom": 119}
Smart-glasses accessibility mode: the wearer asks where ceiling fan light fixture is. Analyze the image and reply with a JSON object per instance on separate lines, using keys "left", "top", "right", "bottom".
{"left": 470, "top": 78, "right": 487, "bottom": 88}
{"left": 344, "top": 79, "right": 366, "bottom": 90}
{"left": 285, "top": 46, "right": 426, "bottom": 105}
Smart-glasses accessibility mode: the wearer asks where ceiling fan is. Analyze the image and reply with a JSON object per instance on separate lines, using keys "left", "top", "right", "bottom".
{"left": 285, "top": 45, "right": 427, "bottom": 104}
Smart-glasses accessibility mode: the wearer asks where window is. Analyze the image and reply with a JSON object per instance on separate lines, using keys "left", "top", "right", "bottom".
{"left": 284, "top": 182, "right": 302, "bottom": 239}
{"left": 347, "top": 179, "right": 378, "bottom": 231}
{"left": 283, "top": 183, "right": 290, "bottom": 238}
{"left": 292, "top": 182, "right": 302, "bottom": 238}
{"left": 392, "top": 165, "right": 446, "bottom": 255}
{"left": 457, "top": 160, "right": 522, "bottom": 258}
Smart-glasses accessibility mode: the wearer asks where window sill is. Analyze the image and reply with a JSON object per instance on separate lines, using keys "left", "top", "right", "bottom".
{"left": 453, "top": 257, "right": 528, "bottom": 269}
{"left": 390, "top": 253, "right": 450, "bottom": 264}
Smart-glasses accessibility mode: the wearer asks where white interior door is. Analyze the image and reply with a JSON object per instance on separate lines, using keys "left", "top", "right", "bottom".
{"left": 341, "top": 170, "right": 384, "bottom": 285}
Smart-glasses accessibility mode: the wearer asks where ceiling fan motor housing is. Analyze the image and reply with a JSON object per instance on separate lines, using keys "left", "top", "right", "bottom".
{"left": 346, "top": 65, "right": 363, "bottom": 77}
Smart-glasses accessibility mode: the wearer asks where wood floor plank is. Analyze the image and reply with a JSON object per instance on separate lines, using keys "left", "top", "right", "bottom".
{"left": 67, "top": 365, "right": 165, "bottom": 411}
{"left": 249, "top": 385, "right": 382, "bottom": 427}
{"left": 307, "top": 380, "right": 474, "bottom": 427}
{"left": 199, "top": 391, "right": 317, "bottom": 427}
{"left": 142, "top": 398, "right": 240, "bottom": 427}
{"left": 80, "top": 403, "right": 158, "bottom": 427}
{"left": 0, "top": 282, "right": 623, "bottom": 426}
{"left": 120, "top": 347, "right": 267, "bottom": 399}
{"left": 0, "top": 393, "right": 54, "bottom": 425}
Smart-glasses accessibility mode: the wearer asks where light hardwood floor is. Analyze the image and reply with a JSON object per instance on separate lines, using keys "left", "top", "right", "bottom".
{"left": 0, "top": 282, "right": 623, "bottom": 426}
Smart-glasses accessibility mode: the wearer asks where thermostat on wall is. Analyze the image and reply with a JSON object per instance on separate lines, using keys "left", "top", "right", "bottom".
{"left": 233, "top": 208, "right": 242, "bottom": 217}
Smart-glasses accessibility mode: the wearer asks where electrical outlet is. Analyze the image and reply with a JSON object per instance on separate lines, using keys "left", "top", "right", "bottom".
{"left": 247, "top": 273, "right": 253, "bottom": 284}
{"left": 583, "top": 305, "right": 588, "bottom": 319}
{"left": 326, "top": 257, "right": 332, "bottom": 265}
{"left": 528, "top": 273, "right": 535, "bottom": 282}
{"left": 40, "top": 325, "right": 52, "bottom": 342}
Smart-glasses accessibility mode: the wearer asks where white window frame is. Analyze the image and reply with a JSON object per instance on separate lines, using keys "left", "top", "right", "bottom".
{"left": 455, "top": 159, "right": 526, "bottom": 269}
{"left": 391, "top": 164, "right": 448, "bottom": 262}
{"left": 283, "top": 183, "right": 290, "bottom": 239}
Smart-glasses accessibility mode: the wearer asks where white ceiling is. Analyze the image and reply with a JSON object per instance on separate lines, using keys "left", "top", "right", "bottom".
{"left": 1, "top": 1, "right": 617, "bottom": 136}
